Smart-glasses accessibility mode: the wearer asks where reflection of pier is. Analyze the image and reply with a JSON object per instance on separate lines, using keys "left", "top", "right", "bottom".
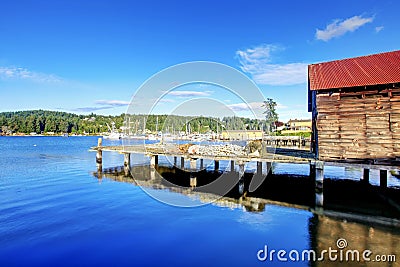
{"left": 93, "top": 161, "right": 400, "bottom": 227}
{"left": 93, "top": 138, "right": 400, "bottom": 211}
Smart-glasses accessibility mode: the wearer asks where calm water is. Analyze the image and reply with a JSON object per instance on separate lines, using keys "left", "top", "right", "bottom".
{"left": 0, "top": 137, "right": 399, "bottom": 267}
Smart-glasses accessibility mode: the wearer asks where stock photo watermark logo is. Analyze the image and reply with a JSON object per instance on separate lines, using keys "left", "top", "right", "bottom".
{"left": 123, "top": 61, "right": 275, "bottom": 207}
{"left": 257, "top": 238, "right": 396, "bottom": 263}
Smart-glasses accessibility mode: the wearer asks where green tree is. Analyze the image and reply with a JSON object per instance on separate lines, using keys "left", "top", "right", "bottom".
{"left": 262, "top": 98, "right": 278, "bottom": 133}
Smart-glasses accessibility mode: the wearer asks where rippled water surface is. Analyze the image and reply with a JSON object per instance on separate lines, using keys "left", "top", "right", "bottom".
{"left": 0, "top": 137, "right": 399, "bottom": 267}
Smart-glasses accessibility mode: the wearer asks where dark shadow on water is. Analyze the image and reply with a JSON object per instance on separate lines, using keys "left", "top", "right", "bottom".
{"left": 93, "top": 164, "right": 400, "bottom": 224}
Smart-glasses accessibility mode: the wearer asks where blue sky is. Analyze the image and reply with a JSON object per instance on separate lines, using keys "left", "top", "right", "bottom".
{"left": 0, "top": 0, "right": 399, "bottom": 122}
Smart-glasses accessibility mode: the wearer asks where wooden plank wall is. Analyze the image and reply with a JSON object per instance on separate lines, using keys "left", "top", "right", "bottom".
{"left": 316, "top": 88, "right": 400, "bottom": 160}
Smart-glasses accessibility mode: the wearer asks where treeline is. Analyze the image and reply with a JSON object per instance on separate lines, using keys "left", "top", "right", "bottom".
{"left": 0, "top": 110, "right": 266, "bottom": 135}
{"left": 0, "top": 110, "right": 124, "bottom": 134}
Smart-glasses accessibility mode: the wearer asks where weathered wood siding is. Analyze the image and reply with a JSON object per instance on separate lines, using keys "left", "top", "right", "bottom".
{"left": 316, "top": 88, "right": 400, "bottom": 160}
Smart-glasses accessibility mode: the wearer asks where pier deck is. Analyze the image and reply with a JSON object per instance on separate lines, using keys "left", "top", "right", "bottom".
{"left": 91, "top": 143, "right": 400, "bottom": 170}
{"left": 92, "top": 144, "right": 316, "bottom": 164}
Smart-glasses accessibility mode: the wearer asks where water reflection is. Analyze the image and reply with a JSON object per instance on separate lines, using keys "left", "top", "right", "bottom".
{"left": 93, "top": 164, "right": 400, "bottom": 220}
{"left": 309, "top": 214, "right": 400, "bottom": 266}
{"left": 93, "top": 164, "right": 400, "bottom": 266}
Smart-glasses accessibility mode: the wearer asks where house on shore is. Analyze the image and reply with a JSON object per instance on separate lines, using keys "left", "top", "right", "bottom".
{"left": 308, "top": 50, "right": 400, "bottom": 160}
{"left": 221, "top": 130, "right": 263, "bottom": 141}
{"left": 281, "top": 119, "right": 312, "bottom": 134}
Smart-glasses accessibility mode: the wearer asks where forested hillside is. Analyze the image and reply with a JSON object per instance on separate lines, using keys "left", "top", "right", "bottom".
{"left": 0, "top": 110, "right": 124, "bottom": 135}
{"left": 0, "top": 110, "right": 266, "bottom": 135}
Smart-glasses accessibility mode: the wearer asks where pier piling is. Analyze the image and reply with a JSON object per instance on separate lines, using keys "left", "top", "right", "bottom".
{"left": 96, "top": 138, "right": 103, "bottom": 172}
{"left": 362, "top": 169, "right": 370, "bottom": 184}
{"left": 150, "top": 168, "right": 156, "bottom": 180}
{"left": 190, "top": 174, "right": 197, "bottom": 188}
{"left": 230, "top": 160, "right": 235, "bottom": 172}
{"left": 257, "top": 161, "right": 263, "bottom": 176}
{"left": 380, "top": 170, "right": 388, "bottom": 188}
{"left": 315, "top": 161, "right": 324, "bottom": 207}
{"left": 238, "top": 162, "right": 245, "bottom": 195}
{"left": 266, "top": 161, "right": 272, "bottom": 174}
{"left": 214, "top": 160, "right": 220, "bottom": 172}
{"left": 238, "top": 163, "right": 245, "bottom": 178}
{"left": 180, "top": 157, "right": 185, "bottom": 169}
{"left": 190, "top": 159, "right": 197, "bottom": 170}
{"left": 96, "top": 138, "right": 103, "bottom": 164}
{"left": 309, "top": 162, "right": 316, "bottom": 178}
{"left": 200, "top": 159, "right": 204, "bottom": 170}
{"left": 150, "top": 155, "right": 158, "bottom": 168}
{"left": 124, "top": 153, "right": 130, "bottom": 167}
{"left": 123, "top": 153, "right": 130, "bottom": 176}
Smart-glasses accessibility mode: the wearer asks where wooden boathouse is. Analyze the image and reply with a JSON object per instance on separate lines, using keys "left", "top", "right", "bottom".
{"left": 308, "top": 50, "right": 400, "bottom": 161}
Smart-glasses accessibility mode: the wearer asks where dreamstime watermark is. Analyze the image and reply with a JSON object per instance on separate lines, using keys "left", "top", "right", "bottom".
{"left": 257, "top": 238, "right": 396, "bottom": 263}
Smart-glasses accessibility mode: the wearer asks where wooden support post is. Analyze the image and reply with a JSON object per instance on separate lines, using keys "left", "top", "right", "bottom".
{"left": 124, "top": 153, "right": 130, "bottom": 167}
{"left": 150, "top": 155, "right": 158, "bottom": 168}
{"left": 200, "top": 159, "right": 204, "bottom": 170}
{"left": 123, "top": 153, "right": 130, "bottom": 176}
{"left": 238, "top": 163, "right": 245, "bottom": 178}
{"left": 266, "top": 161, "right": 272, "bottom": 174}
{"left": 174, "top": 156, "right": 177, "bottom": 166}
{"left": 214, "top": 160, "right": 219, "bottom": 172}
{"left": 190, "top": 158, "right": 197, "bottom": 170}
{"left": 230, "top": 160, "right": 235, "bottom": 172}
{"left": 238, "top": 163, "right": 245, "bottom": 195}
{"left": 190, "top": 173, "right": 197, "bottom": 188}
{"left": 257, "top": 161, "right": 263, "bottom": 176}
{"left": 309, "top": 161, "right": 316, "bottom": 178}
{"left": 96, "top": 138, "right": 103, "bottom": 164}
{"left": 380, "top": 170, "right": 387, "bottom": 188}
{"left": 150, "top": 168, "right": 156, "bottom": 180}
{"left": 362, "top": 169, "right": 370, "bottom": 184}
{"left": 315, "top": 161, "right": 324, "bottom": 207}
{"left": 180, "top": 157, "right": 185, "bottom": 169}
{"left": 96, "top": 138, "right": 103, "bottom": 172}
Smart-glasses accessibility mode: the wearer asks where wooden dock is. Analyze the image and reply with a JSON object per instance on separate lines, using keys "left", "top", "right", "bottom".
{"left": 92, "top": 138, "right": 400, "bottom": 208}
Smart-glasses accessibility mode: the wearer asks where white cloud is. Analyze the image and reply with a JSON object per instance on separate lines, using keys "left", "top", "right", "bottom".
{"left": 316, "top": 15, "right": 374, "bottom": 41}
{"left": 72, "top": 106, "right": 114, "bottom": 112}
{"left": 236, "top": 44, "right": 308, "bottom": 85}
{"left": 0, "top": 66, "right": 63, "bottom": 83}
{"left": 95, "top": 100, "right": 130, "bottom": 106}
{"left": 276, "top": 102, "right": 288, "bottom": 109}
{"left": 228, "top": 101, "right": 287, "bottom": 112}
{"left": 375, "top": 26, "right": 384, "bottom": 33}
{"left": 227, "top": 102, "right": 264, "bottom": 112}
{"left": 157, "top": 98, "right": 176, "bottom": 104}
{"left": 71, "top": 99, "right": 130, "bottom": 113}
{"left": 167, "top": 90, "right": 212, "bottom": 98}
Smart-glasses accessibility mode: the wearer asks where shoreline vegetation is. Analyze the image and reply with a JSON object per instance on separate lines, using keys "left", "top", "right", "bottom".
{"left": 0, "top": 109, "right": 311, "bottom": 138}
{"left": 0, "top": 109, "right": 267, "bottom": 136}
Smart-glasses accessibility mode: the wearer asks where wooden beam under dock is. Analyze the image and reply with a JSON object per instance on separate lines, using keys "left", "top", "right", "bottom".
{"left": 214, "top": 160, "right": 219, "bottom": 172}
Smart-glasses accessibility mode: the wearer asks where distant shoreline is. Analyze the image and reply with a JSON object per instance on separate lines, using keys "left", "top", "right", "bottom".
{"left": 0, "top": 134, "right": 101, "bottom": 137}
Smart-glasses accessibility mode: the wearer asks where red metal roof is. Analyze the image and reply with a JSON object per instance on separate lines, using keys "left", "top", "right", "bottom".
{"left": 309, "top": 50, "right": 400, "bottom": 90}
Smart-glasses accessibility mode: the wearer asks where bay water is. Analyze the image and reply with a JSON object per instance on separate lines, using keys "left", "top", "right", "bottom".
{"left": 0, "top": 137, "right": 399, "bottom": 266}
